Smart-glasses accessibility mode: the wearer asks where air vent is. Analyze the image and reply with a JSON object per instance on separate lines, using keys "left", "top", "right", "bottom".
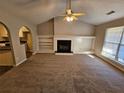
{"left": 106, "top": 11, "right": 115, "bottom": 15}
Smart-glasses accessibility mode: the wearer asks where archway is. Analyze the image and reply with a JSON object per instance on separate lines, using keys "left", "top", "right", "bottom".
{"left": 0, "top": 22, "right": 14, "bottom": 74}
{"left": 19, "top": 26, "right": 33, "bottom": 58}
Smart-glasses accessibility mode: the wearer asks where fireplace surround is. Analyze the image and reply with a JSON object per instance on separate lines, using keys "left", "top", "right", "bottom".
{"left": 54, "top": 35, "right": 74, "bottom": 55}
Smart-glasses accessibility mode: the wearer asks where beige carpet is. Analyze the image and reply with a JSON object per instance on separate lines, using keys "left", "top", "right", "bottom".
{"left": 0, "top": 54, "right": 124, "bottom": 93}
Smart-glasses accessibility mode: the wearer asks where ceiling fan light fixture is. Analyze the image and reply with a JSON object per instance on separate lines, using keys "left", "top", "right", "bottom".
{"left": 61, "top": 0, "right": 85, "bottom": 22}
{"left": 66, "top": 16, "right": 74, "bottom": 22}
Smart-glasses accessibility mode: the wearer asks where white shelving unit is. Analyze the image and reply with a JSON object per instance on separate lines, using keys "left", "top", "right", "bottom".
{"left": 74, "top": 36, "right": 96, "bottom": 54}
{"left": 37, "top": 35, "right": 54, "bottom": 53}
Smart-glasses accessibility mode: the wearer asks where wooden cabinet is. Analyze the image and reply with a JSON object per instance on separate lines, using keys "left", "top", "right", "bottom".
{"left": 0, "top": 51, "right": 14, "bottom": 66}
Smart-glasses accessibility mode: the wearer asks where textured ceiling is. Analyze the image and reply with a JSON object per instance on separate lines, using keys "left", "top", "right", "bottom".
{"left": 0, "top": 0, "right": 124, "bottom": 25}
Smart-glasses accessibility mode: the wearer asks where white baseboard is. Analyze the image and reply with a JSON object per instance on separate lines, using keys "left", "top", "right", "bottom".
{"left": 15, "top": 58, "right": 27, "bottom": 66}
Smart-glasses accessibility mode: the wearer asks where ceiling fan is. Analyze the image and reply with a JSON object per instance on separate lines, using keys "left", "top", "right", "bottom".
{"left": 60, "top": 0, "right": 85, "bottom": 22}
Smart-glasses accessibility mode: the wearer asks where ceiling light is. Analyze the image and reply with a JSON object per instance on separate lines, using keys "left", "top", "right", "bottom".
{"left": 66, "top": 16, "right": 74, "bottom": 22}
{"left": 59, "top": 0, "right": 85, "bottom": 22}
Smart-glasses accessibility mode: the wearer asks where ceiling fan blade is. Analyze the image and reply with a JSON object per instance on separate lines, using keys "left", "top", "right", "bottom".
{"left": 72, "top": 13, "right": 85, "bottom": 16}
{"left": 72, "top": 16, "right": 78, "bottom": 20}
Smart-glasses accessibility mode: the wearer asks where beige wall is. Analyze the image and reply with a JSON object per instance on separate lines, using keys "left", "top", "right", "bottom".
{"left": 95, "top": 18, "right": 124, "bottom": 56}
{"left": 0, "top": 8, "right": 37, "bottom": 66}
{"left": 37, "top": 17, "right": 95, "bottom": 36}
{"left": 54, "top": 17, "right": 95, "bottom": 36}
{"left": 37, "top": 19, "right": 54, "bottom": 35}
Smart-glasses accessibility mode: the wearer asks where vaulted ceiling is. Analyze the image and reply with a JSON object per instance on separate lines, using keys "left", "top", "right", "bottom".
{"left": 0, "top": 0, "right": 124, "bottom": 25}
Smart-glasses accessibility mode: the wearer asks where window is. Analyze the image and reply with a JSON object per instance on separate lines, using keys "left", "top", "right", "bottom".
{"left": 118, "top": 32, "right": 124, "bottom": 63}
{"left": 102, "top": 26, "right": 124, "bottom": 64}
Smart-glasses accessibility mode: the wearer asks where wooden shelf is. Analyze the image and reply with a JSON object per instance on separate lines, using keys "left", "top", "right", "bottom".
{"left": 37, "top": 35, "right": 54, "bottom": 53}
{"left": 39, "top": 39, "right": 53, "bottom": 42}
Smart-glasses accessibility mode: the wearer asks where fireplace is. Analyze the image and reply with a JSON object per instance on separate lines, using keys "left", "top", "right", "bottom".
{"left": 57, "top": 40, "right": 72, "bottom": 53}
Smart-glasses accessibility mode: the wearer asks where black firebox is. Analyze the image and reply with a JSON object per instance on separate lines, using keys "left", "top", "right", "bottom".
{"left": 57, "top": 40, "right": 72, "bottom": 53}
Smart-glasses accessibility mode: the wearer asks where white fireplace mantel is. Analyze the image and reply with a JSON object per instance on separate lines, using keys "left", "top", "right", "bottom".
{"left": 54, "top": 35, "right": 74, "bottom": 53}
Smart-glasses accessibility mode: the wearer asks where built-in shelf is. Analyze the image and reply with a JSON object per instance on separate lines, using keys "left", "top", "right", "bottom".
{"left": 37, "top": 35, "right": 54, "bottom": 53}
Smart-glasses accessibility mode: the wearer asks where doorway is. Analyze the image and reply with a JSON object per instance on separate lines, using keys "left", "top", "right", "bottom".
{"left": 19, "top": 26, "right": 33, "bottom": 58}
{"left": 0, "top": 22, "right": 14, "bottom": 75}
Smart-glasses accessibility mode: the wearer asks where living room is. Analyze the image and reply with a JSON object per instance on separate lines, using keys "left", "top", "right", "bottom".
{"left": 0, "top": 0, "right": 124, "bottom": 93}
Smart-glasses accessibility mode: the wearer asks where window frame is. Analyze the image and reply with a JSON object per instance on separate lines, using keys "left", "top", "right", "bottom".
{"left": 102, "top": 27, "right": 124, "bottom": 64}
